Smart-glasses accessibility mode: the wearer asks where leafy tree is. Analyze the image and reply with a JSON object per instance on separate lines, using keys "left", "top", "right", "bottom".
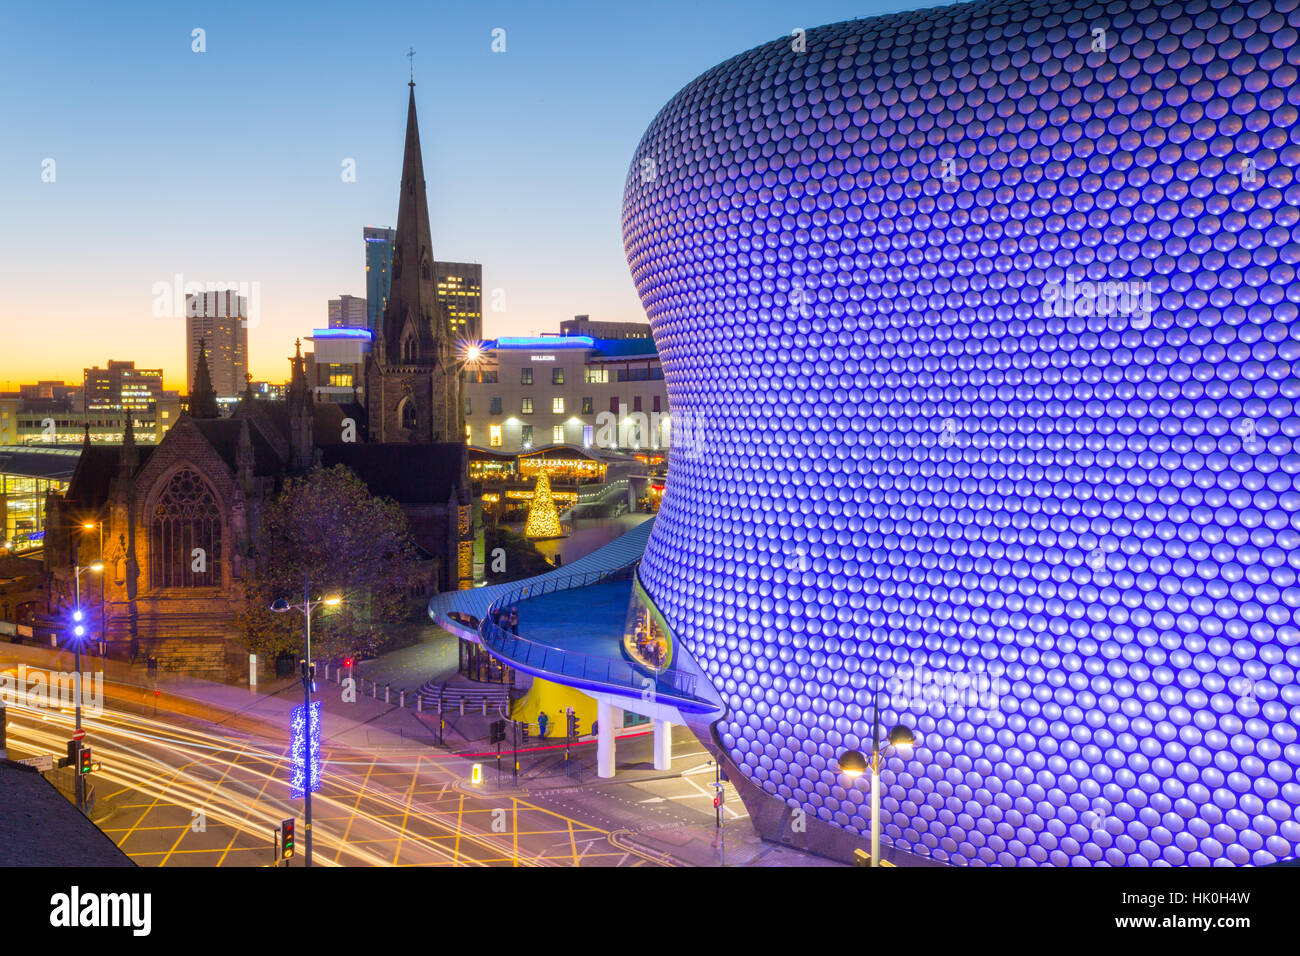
{"left": 239, "top": 465, "right": 424, "bottom": 660}
{"left": 484, "top": 524, "right": 552, "bottom": 584}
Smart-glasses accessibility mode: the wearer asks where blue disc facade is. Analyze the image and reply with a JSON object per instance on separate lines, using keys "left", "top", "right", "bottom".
{"left": 623, "top": 0, "right": 1300, "bottom": 865}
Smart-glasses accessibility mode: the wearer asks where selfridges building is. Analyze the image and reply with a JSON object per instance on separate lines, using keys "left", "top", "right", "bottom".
{"left": 622, "top": 0, "right": 1300, "bottom": 865}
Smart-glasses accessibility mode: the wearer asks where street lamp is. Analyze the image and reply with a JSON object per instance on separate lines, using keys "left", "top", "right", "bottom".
{"left": 838, "top": 676, "right": 916, "bottom": 868}
{"left": 71, "top": 553, "right": 103, "bottom": 815}
{"left": 270, "top": 576, "right": 342, "bottom": 868}
{"left": 80, "top": 522, "right": 104, "bottom": 656}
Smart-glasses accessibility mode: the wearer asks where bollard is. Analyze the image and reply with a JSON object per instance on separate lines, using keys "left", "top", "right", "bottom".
{"left": 417, "top": 696, "right": 422, "bottom": 714}
{"left": 372, "top": 680, "right": 377, "bottom": 699}
{"left": 385, "top": 684, "right": 390, "bottom": 704}
{"left": 399, "top": 690, "right": 405, "bottom": 708}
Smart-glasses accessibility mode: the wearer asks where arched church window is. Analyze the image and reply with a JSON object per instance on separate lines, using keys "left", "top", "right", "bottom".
{"left": 150, "top": 468, "right": 222, "bottom": 589}
{"left": 400, "top": 398, "right": 417, "bottom": 430}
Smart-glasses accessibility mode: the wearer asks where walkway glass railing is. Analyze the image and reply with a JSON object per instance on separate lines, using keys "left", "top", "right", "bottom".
{"left": 478, "top": 568, "right": 698, "bottom": 701}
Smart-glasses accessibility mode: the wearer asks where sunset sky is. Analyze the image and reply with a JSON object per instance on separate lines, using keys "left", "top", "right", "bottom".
{"left": 1, "top": 0, "right": 913, "bottom": 390}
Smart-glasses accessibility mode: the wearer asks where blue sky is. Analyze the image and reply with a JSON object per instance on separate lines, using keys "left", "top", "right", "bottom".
{"left": 0, "top": 0, "right": 922, "bottom": 387}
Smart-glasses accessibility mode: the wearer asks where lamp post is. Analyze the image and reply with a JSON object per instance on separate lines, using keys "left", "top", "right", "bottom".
{"left": 271, "top": 575, "right": 341, "bottom": 868}
{"left": 837, "top": 675, "right": 915, "bottom": 868}
{"left": 71, "top": 541, "right": 103, "bottom": 815}
{"left": 81, "top": 522, "right": 103, "bottom": 657}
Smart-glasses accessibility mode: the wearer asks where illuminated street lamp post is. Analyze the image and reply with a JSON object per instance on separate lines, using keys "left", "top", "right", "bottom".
{"left": 71, "top": 544, "right": 103, "bottom": 814}
{"left": 837, "top": 676, "right": 915, "bottom": 868}
{"left": 271, "top": 576, "right": 341, "bottom": 868}
{"left": 80, "top": 522, "right": 104, "bottom": 656}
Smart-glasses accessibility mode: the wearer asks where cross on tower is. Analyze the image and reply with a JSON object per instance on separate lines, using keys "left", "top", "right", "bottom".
{"left": 407, "top": 47, "right": 416, "bottom": 84}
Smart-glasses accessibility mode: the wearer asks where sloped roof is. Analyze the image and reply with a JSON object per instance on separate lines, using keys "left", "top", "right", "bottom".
{"left": 64, "top": 445, "right": 158, "bottom": 511}
{"left": 0, "top": 762, "right": 135, "bottom": 866}
{"left": 191, "top": 418, "right": 284, "bottom": 477}
{"left": 321, "top": 443, "right": 466, "bottom": 504}
{"left": 254, "top": 400, "right": 365, "bottom": 448}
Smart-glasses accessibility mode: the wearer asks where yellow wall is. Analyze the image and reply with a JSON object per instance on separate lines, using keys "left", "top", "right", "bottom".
{"left": 511, "top": 676, "right": 596, "bottom": 738}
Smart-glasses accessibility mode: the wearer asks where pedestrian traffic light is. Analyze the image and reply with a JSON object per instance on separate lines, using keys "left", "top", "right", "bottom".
{"left": 281, "top": 818, "right": 295, "bottom": 859}
{"left": 79, "top": 747, "right": 92, "bottom": 774}
{"left": 520, "top": 722, "right": 530, "bottom": 744}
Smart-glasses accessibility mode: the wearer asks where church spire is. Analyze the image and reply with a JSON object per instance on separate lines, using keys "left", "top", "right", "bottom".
{"left": 366, "top": 77, "right": 459, "bottom": 443}
{"left": 190, "top": 337, "right": 219, "bottom": 419}
{"left": 381, "top": 77, "right": 440, "bottom": 365}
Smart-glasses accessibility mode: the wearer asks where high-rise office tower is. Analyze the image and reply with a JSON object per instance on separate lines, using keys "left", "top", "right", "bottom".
{"left": 185, "top": 291, "right": 248, "bottom": 400}
{"left": 364, "top": 226, "right": 397, "bottom": 334}
{"left": 434, "top": 262, "right": 483, "bottom": 342}
{"left": 328, "top": 294, "right": 368, "bottom": 329}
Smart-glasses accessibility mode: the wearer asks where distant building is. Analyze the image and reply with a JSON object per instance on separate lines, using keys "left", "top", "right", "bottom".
{"left": 247, "top": 381, "right": 286, "bottom": 401}
{"left": 82, "top": 361, "right": 164, "bottom": 413}
{"left": 559, "top": 315, "right": 652, "bottom": 340}
{"left": 308, "top": 328, "right": 371, "bottom": 404}
{"left": 328, "top": 294, "right": 368, "bottom": 330}
{"left": 0, "top": 396, "right": 18, "bottom": 445}
{"left": 18, "top": 381, "right": 78, "bottom": 403}
{"left": 0, "top": 446, "right": 77, "bottom": 554}
{"left": 462, "top": 335, "right": 667, "bottom": 454}
{"left": 435, "top": 262, "right": 483, "bottom": 342}
{"left": 185, "top": 291, "right": 249, "bottom": 400}
{"left": 364, "top": 226, "right": 397, "bottom": 334}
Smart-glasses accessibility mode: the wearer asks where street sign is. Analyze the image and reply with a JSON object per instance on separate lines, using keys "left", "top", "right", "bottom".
{"left": 16, "top": 754, "right": 54, "bottom": 772}
{"left": 72, "top": 729, "right": 85, "bottom": 741}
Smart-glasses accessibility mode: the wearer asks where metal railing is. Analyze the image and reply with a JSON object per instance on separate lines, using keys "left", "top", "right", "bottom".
{"left": 478, "top": 568, "right": 697, "bottom": 700}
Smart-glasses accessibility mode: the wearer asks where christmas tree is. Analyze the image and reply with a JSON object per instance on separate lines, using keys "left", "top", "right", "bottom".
{"left": 524, "top": 472, "right": 562, "bottom": 538}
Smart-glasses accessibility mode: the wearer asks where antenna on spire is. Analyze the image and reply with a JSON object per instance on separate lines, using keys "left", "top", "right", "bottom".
{"left": 407, "top": 47, "right": 416, "bottom": 86}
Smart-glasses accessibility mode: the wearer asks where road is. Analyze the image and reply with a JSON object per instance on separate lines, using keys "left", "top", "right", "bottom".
{"left": 3, "top": 690, "right": 662, "bottom": 867}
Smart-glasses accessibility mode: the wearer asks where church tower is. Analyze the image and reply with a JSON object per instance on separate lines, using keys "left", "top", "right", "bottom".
{"left": 366, "top": 78, "right": 460, "bottom": 443}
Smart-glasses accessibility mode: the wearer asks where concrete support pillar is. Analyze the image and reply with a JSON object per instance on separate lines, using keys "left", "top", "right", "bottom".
{"left": 653, "top": 718, "right": 672, "bottom": 771}
{"left": 597, "top": 698, "right": 616, "bottom": 778}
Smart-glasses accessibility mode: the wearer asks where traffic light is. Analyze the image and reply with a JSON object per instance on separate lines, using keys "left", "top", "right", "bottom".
{"left": 79, "top": 747, "right": 92, "bottom": 775}
{"left": 343, "top": 657, "right": 354, "bottom": 669}
{"left": 567, "top": 710, "right": 579, "bottom": 739}
{"left": 490, "top": 719, "right": 506, "bottom": 744}
{"left": 58, "top": 739, "right": 77, "bottom": 769}
{"left": 519, "top": 722, "right": 530, "bottom": 744}
{"left": 281, "top": 818, "right": 295, "bottom": 859}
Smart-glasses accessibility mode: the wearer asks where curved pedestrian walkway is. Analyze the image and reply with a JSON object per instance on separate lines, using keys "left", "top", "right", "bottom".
{"left": 427, "top": 516, "right": 656, "bottom": 639}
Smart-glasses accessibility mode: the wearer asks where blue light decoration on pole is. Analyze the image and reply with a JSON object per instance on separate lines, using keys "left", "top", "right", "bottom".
{"left": 289, "top": 699, "right": 322, "bottom": 800}
{"left": 621, "top": 1, "right": 1300, "bottom": 867}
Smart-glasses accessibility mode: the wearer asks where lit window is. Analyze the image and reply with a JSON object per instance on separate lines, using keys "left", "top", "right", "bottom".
{"left": 552, "top": 425, "right": 564, "bottom": 443}
{"left": 552, "top": 397, "right": 565, "bottom": 414}
{"left": 466, "top": 424, "right": 472, "bottom": 443}
{"left": 552, "top": 368, "right": 565, "bottom": 385}
{"left": 583, "top": 425, "right": 593, "bottom": 446}
{"left": 521, "top": 397, "right": 534, "bottom": 415}
{"left": 489, "top": 425, "right": 502, "bottom": 447}
{"left": 521, "top": 367, "right": 533, "bottom": 385}
{"left": 582, "top": 397, "right": 593, "bottom": 414}
{"left": 521, "top": 425, "right": 533, "bottom": 446}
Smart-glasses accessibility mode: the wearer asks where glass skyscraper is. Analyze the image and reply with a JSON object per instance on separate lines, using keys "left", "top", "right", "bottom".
{"left": 364, "top": 225, "right": 396, "bottom": 334}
